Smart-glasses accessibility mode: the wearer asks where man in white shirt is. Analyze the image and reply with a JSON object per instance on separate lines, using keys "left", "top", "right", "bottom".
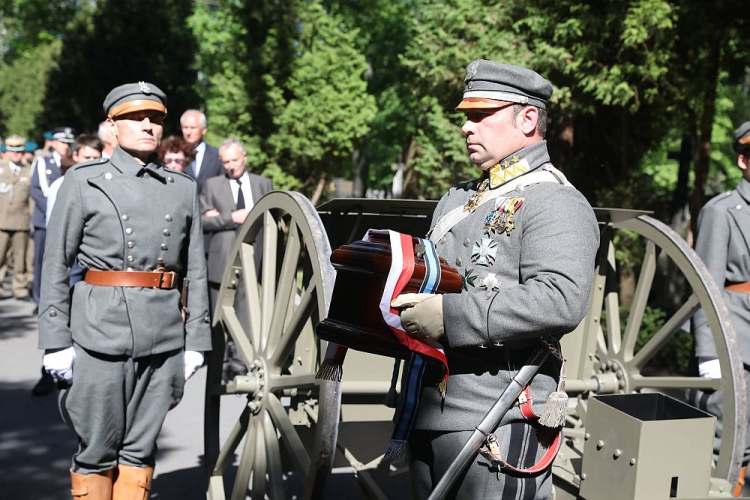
{"left": 199, "top": 138, "right": 272, "bottom": 382}
{"left": 180, "top": 109, "right": 224, "bottom": 191}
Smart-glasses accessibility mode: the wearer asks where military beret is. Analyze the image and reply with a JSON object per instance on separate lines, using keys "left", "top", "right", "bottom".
{"left": 104, "top": 81, "right": 167, "bottom": 118}
{"left": 43, "top": 131, "right": 54, "bottom": 141}
{"left": 456, "top": 60, "right": 553, "bottom": 111}
{"left": 25, "top": 141, "right": 38, "bottom": 152}
{"left": 4, "top": 135, "right": 26, "bottom": 152}
{"left": 732, "top": 121, "right": 750, "bottom": 154}
{"left": 50, "top": 127, "right": 76, "bottom": 143}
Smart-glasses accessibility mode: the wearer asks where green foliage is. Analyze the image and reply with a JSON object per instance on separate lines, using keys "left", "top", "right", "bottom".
{"left": 0, "top": 40, "right": 60, "bottom": 137}
{"left": 602, "top": 305, "right": 692, "bottom": 374}
{"left": 190, "top": 0, "right": 376, "bottom": 196}
{"left": 270, "top": 2, "right": 376, "bottom": 180}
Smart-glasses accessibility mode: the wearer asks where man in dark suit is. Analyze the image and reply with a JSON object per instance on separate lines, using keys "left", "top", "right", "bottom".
{"left": 200, "top": 138, "right": 272, "bottom": 381}
{"left": 180, "top": 109, "right": 224, "bottom": 191}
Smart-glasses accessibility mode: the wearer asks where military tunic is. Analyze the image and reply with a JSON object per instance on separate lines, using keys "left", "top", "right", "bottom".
{"left": 0, "top": 160, "right": 32, "bottom": 298}
{"left": 38, "top": 146, "right": 211, "bottom": 472}
{"left": 409, "top": 141, "right": 599, "bottom": 499}
{"left": 690, "top": 178, "right": 750, "bottom": 464}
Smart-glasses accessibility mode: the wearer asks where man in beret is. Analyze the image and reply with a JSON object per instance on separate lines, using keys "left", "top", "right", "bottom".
{"left": 689, "top": 120, "right": 750, "bottom": 496}
{"left": 0, "top": 136, "right": 32, "bottom": 300}
{"left": 39, "top": 82, "right": 211, "bottom": 499}
{"left": 391, "top": 60, "right": 599, "bottom": 498}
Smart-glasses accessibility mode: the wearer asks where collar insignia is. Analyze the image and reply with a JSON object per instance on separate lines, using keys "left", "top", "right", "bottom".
{"left": 489, "top": 157, "right": 529, "bottom": 188}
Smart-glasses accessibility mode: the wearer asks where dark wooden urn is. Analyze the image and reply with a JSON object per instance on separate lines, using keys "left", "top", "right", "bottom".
{"left": 316, "top": 229, "right": 463, "bottom": 360}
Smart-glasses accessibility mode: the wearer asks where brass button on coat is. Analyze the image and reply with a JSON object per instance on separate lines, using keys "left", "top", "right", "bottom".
{"left": 127, "top": 241, "right": 135, "bottom": 249}
{"left": 122, "top": 214, "right": 129, "bottom": 221}
{"left": 104, "top": 173, "right": 113, "bottom": 180}
{"left": 165, "top": 214, "right": 173, "bottom": 222}
{"left": 162, "top": 229, "right": 170, "bottom": 237}
{"left": 127, "top": 255, "right": 134, "bottom": 263}
{"left": 49, "top": 310, "right": 57, "bottom": 317}
{"left": 160, "top": 244, "right": 168, "bottom": 251}
{"left": 125, "top": 228, "right": 133, "bottom": 235}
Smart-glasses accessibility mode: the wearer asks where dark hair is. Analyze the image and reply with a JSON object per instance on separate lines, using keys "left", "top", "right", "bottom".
{"left": 510, "top": 104, "right": 547, "bottom": 139}
{"left": 159, "top": 135, "right": 195, "bottom": 163}
{"left": 75, "top": 133, "right": 103, "bottom": 153}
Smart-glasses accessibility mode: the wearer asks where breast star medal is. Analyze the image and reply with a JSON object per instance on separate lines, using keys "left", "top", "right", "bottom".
{"left": 461, "top": 268, "right": 477, "bottom": 291}
{"left": 463, "top": 178, "right": 489, "bottom": 213}
{"left": 471, "top": 238, "right": 498, "bottom": 267}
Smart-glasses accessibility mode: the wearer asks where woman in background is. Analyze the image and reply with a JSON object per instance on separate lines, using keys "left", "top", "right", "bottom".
{"left": 158, "top": 135, "right": 194, "bottom": 174}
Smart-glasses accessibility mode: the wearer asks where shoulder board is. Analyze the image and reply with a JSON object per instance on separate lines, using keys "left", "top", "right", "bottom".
{"left": 167, "top": 169, "right": 197, "bottom": 183}
{"left": 703, "top": 190, "right": 736, "bottom": 209}
{"left": 71, "top": 157, "right": 109, "bottom": 171}
{"left": 456, "top": 178, "right": 482, "bottom": 191}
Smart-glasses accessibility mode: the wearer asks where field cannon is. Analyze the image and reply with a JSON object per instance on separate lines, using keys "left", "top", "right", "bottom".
{"left": 203, "top": 191, "right": 746, "bottom": 499}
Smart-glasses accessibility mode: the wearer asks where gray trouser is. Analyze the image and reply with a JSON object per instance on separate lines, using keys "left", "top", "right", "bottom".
{"left": 58, "top": 344, "right": 185, "bottom": 474}
{"left": 409, "top": 423, "right": 553, "bottom": 500}
{"left": 687, "top": 367, "right": 750, "bottom": 465}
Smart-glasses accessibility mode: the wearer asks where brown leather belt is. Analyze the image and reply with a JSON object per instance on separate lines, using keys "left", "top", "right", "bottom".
{"left": 85, "top": 269, "right": 178, "bottom": 289}
{"left": 726, "top": 281, "right": 750, "bottom": 294}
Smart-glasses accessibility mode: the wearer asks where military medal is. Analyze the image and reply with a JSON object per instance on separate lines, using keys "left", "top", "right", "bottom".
{"left": 471, "top": 238, "right": 498, "bottom": 266}
{"left": 461, "top": 268, "right": 477, "bottom": 291}
{"left": 484, "top": 197, "right": 523, "bottom": 236}
{"left": 463, "top": 178, "right": 488, "bottom": 213}
{"left": 479, "top": 273, "right": 500, "bottom": 299}
{"left": 414, "top": 242, "right": 426, "bottom": 260}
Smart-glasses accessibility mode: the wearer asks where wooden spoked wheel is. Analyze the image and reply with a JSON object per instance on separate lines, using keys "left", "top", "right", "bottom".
{"left": 556, "top": 214, "right": 746, "bottom": 494}
{"left": 204, "top": 191, "right": 339, "bottom": 500}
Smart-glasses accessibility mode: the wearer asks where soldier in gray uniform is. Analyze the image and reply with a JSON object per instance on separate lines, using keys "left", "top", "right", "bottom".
{"left": 392, "top": 60, "right": 599, "bottom": 499}
{"left": 38, "top": 82, "right": 211, "bottom": 500}
{"left": 690, "top": 121, "right": 750, "bottom": 496}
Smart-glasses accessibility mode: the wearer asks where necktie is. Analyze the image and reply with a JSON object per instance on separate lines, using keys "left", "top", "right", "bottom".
{"left": 189, "top": 157, "right": 197, "bottom": 178}
{"left": 236, "top": 179, "right": 245, "bottom": 210}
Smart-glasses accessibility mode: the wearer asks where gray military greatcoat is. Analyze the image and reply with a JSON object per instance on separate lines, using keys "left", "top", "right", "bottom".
{"left": 38, "top": 146, "right": 211, "bottom": 357}
{"left": 415, "top": 141, "right": 600, "bottom": 431}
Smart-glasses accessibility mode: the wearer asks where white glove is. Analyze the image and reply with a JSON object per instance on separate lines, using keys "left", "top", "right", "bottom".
{"left": 698, "top": 357, "right": 721, "bottom": 378}
{"left": 391, "top": 293, "right": 445, "bottom": 341}
{"left": 43, "top": 347, "right": 76, "bottom": 382}
{"left": 184, "top": 350, "right": 204, "bottom": 381}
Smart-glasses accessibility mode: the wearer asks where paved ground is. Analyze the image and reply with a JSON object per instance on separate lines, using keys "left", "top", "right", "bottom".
{"left": 0, "top": 290, "right": 408, "bottom": 499}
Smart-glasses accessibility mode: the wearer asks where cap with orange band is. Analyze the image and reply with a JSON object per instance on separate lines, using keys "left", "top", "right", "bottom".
{"left": 103, "top": 81, "right": 167, "bottom": 119}
{"left": 733, "top": 121, "right": 750, "bottom": 154}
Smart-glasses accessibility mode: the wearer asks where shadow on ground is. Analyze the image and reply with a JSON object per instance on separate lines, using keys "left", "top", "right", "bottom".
{"left": 0, "top": 382, "right": 76, "bottom": 500}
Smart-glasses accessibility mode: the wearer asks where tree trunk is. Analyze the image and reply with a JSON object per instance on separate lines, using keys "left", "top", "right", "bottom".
{"left": 689, "top": 17, "right": 724, "bottom": 237}
{"left": 400, "top": 137, "right": 420, "bottom": 199}
{"left": 310, "top": 171, "right": 327, "bottom": 206}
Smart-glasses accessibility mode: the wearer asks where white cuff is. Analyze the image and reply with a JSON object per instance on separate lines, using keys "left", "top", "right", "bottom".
{"left": 698, "top": 357, "right": 721, "bottom": 379}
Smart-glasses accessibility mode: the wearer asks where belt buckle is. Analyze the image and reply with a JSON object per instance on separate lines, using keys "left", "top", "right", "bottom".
{"left": 156, "top": 267, "right": 167, "bottom": 289}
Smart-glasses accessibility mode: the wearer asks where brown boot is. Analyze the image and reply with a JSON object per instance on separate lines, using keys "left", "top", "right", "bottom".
{"left": 70, "top": 469, "right": 114, "bottom": 499}
{"left": 734, "top": 465, "right": 747, "bottom": 497}
{"left": 112, "top": 464, "right": 153, "bottom": 500}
